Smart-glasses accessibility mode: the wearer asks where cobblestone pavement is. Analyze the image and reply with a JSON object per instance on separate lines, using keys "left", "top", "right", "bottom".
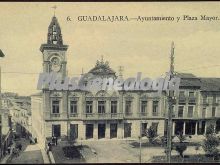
{"left": 7, "top": 138, "right": 44, "bottom": 164}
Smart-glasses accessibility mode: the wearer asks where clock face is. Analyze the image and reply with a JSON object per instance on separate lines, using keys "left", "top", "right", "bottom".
{"left": 50, "top": 56, "right": 61, "bottom": 72}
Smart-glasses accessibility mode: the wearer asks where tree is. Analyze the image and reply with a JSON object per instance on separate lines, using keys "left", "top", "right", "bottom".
{"left": 202, "top": 124, "right": 220, "bottom": 160}
{"left": 175, "top": 143, "right": 187, "bottom": 158}
{"left": 175, "top": 132, "right": 187, "bottom": 158}
{"left": 146, "top": 126, "right": 157, "bottom": 144}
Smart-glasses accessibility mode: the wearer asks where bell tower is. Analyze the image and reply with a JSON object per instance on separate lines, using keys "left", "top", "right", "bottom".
{"left": 40, "top": 16, "right": 68, "bottom": 79}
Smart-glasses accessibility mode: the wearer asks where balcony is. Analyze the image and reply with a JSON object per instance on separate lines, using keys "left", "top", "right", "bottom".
{"left": 152, "top": 112, "right": 159, "bottom": 117}
{"left": 212, "top": 100, "right": 219, "bottom": 106}
{"left": 188, "top": 97, "right": 196, "bottom": 104}
{"left": 138, "top": 112, "right": 148, "bottom": 117}
{"left": 83, "top": 113, "right": 123, "bottom": 120}
{"left": 178, "top": 96, "right": 186, "bottom": 104}
{"left": 69, "top": 113, "right": 78, "bottom": 118}
{"left": 124, "top": 112, "right": 133, "bottom": 117}
{"left": 50, "top": 113, "right": 60, "bottom": 117}
{"left": 202, "top": 100, "right": 209, "bottom": 106}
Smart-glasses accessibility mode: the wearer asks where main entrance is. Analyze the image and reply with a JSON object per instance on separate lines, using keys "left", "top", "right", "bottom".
{"left": 110, "top": 123, "right": 117, "bottom": 138}
{"left": 98, "top": 124, "right": 106, "bottom": 139}
{"left": 86, "top": 124, "right": 93, "bottom": 139}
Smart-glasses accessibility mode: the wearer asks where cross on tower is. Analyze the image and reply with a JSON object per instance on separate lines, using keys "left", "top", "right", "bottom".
{"left": 52, "top": 5, "right": 57, "bottom": 16}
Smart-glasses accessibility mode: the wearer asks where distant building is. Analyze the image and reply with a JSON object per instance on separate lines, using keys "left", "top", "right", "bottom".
{"left": 1, "top": 94, "right": 31, "bottom": 138}
{"left": 0, "top": 108, "right": 12, "bottom": 157}
{"left": 31, "top": 16, "right": 220, "bottom": 147}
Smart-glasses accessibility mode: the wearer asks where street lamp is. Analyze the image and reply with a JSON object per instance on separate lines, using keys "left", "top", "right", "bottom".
{"left": 138, "top": 135, "right": 142, "bottom": 163}
{"left": 0, "top": 49, "right": 5, "bottom": 158}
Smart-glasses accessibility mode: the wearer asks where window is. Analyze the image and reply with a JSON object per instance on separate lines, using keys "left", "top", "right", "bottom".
{"left": 179, "top": 91, "right": 185, "bottom": 98}
{"left": 189, "top": 92, "right": 194, "bottom": 98}
{"left": 203, "top": 96, "right": 207, "bottom": 104}
{"left": 202, "top": 107, "right": 206, "bottom": 117}
{"left": 152, "top": 122, "right": 159, "bottom": 134}
{"left": 152, "top": 101, "right": 159, "bottom": 116}
{"left": 213, "top": 95, "right": 217, "bottom": 103}
{"left": 178, "top": 106, "right": 184, "bottom": 117}
{"left": 111, "top": 101, "right": 117, "bottom": 114}
{"left": 141, "top": 101, "right": 147, "bottom": 113}
{"left": 86, "top": 101, "right": 93, "bottom": 113}
{"left": 188, "top": 106, "right": 194, "bottom": 117}
{"left": 125, "top": 101, "right": 132, "bottom": 115}
{"left": 98, "top": 101, "right": 105, "bottom": 114}
{"left": 52, "top": 100, "right": 60, "bottom": 114}
{"left": 70, "top": 101, "right": 77, "bottom": 114}
{"left": 212, "top": 107, "right": 216, "bottom": 117}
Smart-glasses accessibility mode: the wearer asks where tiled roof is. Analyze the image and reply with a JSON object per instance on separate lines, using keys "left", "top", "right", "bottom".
{"left": 200, "top": 78, "right": 220, "bottom": 91}
{"left": 176, "top": 72, "right": 220, "bottom": 91}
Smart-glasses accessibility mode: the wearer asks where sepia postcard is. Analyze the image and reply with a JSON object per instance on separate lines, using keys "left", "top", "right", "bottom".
{"left": 0, "top": 1, "right": 220, "bottom": 164}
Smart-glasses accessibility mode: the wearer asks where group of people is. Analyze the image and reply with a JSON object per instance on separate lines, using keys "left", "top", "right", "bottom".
{"left": 11, "top": 143, "right": 22, "bottom": 157}
{"left": 46, "top": 136, "right": 58, "bottom": 154}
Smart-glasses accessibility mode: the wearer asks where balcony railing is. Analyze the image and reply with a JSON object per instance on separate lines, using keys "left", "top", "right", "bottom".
{"left": 188, "top": 97, "right": 196, "bottom": 104}
{"left": 83, "top": 113, "right": 124, "bottom": 120}
{"left": 152, "top": 112, "right": 159, "bottom": 117}
{"left": 138, "top": 112, "right": 148, "bottom": 117}
{"left": 124, "top": 112, "right": 133, "bottom": 117}
{"left": 69, "top": 113, "right": 78, "bottom": 118}
{"left": 50, "top": 113, "right": 60, "bottom": 117}
{"left": 178, "top": 96, "right": 186, "bottom": 104}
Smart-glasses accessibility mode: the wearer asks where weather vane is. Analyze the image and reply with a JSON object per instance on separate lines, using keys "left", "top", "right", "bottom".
{"left": 52, "top": 5, "right": 57, "bottom": 16}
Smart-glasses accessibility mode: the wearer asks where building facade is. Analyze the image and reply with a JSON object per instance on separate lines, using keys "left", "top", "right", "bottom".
{"left": 31, "top": 16, "right": 220, "bottom": 146}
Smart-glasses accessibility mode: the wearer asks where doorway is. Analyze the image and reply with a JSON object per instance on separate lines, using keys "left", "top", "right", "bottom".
{"left": 110, "top": 123, "right": 117, "bottom": 138}
{"left": 98, "top": 124, "right": 106, "bottom": 139}
{"left": 86, "top": 124, "right": 93, "bottom": 139}
{"left": 52, "top": 124, "right": 61, "bottom": 137}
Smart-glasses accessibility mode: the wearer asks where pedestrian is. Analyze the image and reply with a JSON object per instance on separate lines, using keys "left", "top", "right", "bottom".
{"left": 18, "top": 144, "right": 22, "bottom": 151}
{"left": 55, "top": 137, "right": 58, "bottom": 146}
{"left": 52, "top": 136, "right": 54, "bottom": 145}
{"left": 7, "top": 146, "right": 11, "bottom": 154}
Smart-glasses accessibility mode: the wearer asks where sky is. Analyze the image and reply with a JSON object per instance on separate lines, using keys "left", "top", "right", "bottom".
{"left": 0, "top": 2, "right": 220, "bottom": 96}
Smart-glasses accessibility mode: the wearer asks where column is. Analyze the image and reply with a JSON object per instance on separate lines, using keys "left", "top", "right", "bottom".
{"left": 172, "top": 122, "right": 176, "bottom": 136}
{"left": 94, "top": 123, "right": 98, "bottom": 140}
{"left": 195, "top": 122, "right": 198, "bottom": 135}
{"left": 183, "top": 122, "right": 186, "bottom": 135}
{"left": 78, "top": 123, "right": 85, "bottom": 140}
{"left": 106, "top": 122, "right": 110, "bottom": 139}
{"left": 117, "top": 122, "right": 124, "bottom": 139}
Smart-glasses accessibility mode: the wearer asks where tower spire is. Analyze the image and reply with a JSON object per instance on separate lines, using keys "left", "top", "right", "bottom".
{"left": 52, "top": 5, "right": 57, "bottom": 16}
{"left": 170, "top": 41, "right": 175, "bottom": 75}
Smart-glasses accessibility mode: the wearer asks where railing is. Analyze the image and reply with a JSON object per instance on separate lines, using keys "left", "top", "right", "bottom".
{"left": 202, "top": 100, "right": 209, "bottom": 105}
{"left": 188, "top": 97, "right": 196, "bottom": 104}
{"left": 69, "top": 113, "right": 78, "bottom": 118}
{"left": 50, "top": 113, "right": 60, "bottom": 117}
{"left": 138, "top": 112, "right": 148, "bottom": 117}
{"left": 212, "top": 100, "right": 219, "bottom": 106}
{"left": 178, "top": 97, "right": 186, "bottom": 103}
{"left": 124, "top": 112, "right": 133, "bottom": 117}
{"left": 152, "top": 112, "right": 159, "bottom": 117}
{"left": 83, "top": 113, "right": 124, "bottom": 120}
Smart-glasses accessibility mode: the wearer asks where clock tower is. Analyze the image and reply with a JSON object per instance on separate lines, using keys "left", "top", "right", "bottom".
{"left": 40, "top": 16, "right": 68, "bottom": 79}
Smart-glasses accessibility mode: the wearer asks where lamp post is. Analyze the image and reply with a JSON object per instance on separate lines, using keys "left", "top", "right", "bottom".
{"left": 0, "top": 49, "right": 5, "bottom": 158}
{"left": 138, "top": 135, "right": 142, "bottom": 163}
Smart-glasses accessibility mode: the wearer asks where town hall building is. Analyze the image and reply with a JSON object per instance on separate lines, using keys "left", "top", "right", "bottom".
{"left": 31, "top": 16, "right": 220, "bottom": 146}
